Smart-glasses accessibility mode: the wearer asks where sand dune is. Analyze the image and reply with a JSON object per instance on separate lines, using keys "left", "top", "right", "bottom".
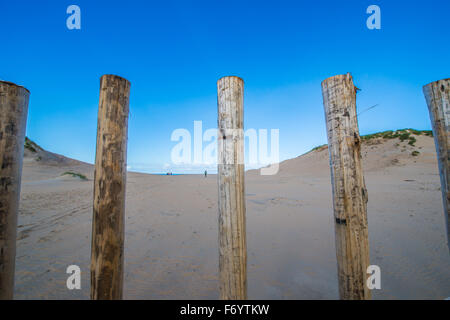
{"left": 15, "top": 132, "right": 450, "bottom": 299}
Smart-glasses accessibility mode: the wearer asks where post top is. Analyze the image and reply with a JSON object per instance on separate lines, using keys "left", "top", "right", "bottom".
{"left": 100, "top": 74, "right": 131, "bottom": 85}
{"left": 0, "top": 80, "right": 30, "bottom": 93}
{"left": 321, "top": 73, "right": 353, "bottom": 85}
{"left": 217, "top": 75, "right": 244, "bottom": 84}
{"left": 423, "top": 77, "right": 450, "bottom": 89}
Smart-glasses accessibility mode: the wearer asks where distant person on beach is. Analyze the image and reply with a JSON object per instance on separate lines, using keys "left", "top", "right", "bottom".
{"left": 204, "top": 170, "right": 207, "bottom": 178}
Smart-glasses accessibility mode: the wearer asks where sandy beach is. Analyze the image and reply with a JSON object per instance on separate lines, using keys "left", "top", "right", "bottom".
{"left": 14, "top": 133, "right": 450, "bottom": 299}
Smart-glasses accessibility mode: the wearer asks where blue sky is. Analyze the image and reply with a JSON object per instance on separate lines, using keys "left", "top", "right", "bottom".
{"left": 0, "top": 0, "right": 448, "bottom": 173}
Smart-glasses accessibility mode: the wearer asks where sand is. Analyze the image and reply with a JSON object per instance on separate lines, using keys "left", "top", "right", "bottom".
{"left": 14, "top": 134, "right": 450, "bottom": 299}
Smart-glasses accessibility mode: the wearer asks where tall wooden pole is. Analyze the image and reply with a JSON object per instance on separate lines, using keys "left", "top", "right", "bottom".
{"left": 217, "top": 76, "right": 247, "bottom": 300}
{"left": 321, "top": 73, "right": 371, "bottom": 300}
{"left": 91, "top": 75, "right": 130, "bottom": 300}
{"left": 0, "top": 81, "right": 29, "bottom": 300}
{"left": 423, "top": 78, "right": 450, "bottom": 253}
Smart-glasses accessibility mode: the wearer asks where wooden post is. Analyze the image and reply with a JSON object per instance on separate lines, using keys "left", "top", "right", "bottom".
{"left": 217, "top": 76, "right": 247, "bottom": 300}
{"left": 423, "top": 78, "right": 450, "bottom": 253}
{"left": 91, "top": 75, "right": 130, "bottom": 300}
{"left": 0, "top": 81, "right": 29, "bottom": 300}
{"left": 321, "top": 73, "right": 371, "bottom": 300}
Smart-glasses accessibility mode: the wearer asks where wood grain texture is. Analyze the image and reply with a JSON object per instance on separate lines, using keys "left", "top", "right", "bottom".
{"left": 217, "top": 76, "right": 247, "bottom": 300}
{"left": 0, "top": 81, "right": 29, "bottom": 300}
{"left": 91, "top": 75, "right": 130, "bottom": 300}
{"left": 321, "top": 73, "right": 371, "bottom": 300}
{"left": 423, "top": 78, "right": 450, "bottom": 253}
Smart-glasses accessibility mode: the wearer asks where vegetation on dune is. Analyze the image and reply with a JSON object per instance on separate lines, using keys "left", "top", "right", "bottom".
{"left": 411, "top": 151, "right": 420, "bottom": 157}
{"left": 360, "top": 128, "right": 432, "bottom": 142}
{"left": 408, "top": 136, "right": 417, "bottom": 146}
{"left": 307, "top": 129, "right": 433, "bottom": 154}
{"left": 310, "top": 144, "right": 327, "bottom": 152}
{"left": 61, "top": 171, "right": 88, "bottom": 180}
{"left": 24, "top": 137, "right": 42, "bottom": 153}
{"left": 360, "top": 129, "right": 432, "bottom": 147}
{"left": 302, "top": 144, "right": 327, "bottom": 156}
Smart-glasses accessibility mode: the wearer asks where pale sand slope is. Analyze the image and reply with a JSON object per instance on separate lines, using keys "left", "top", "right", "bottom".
{"left": 15, "top": 135, "right": 450, "bottom": 299}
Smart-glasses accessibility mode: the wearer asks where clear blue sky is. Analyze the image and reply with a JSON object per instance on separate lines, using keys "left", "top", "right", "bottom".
{"left": 1, "top": 0, "right": 448, "bottom": 173}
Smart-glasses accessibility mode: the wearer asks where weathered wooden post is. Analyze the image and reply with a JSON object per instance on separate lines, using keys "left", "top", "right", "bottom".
{"left": 217, "top": 76, "right": 247, "bottom": 300}
{"left": 321, "top": 73, "right": 371, "bottom": 300}
{"left": 423, "top": 78, "right": 450, "bottom": 253}
{"left": 91, "top": 75, "right": 130, "bottom": 300}
{"left": 0, "top": 81, "right": 29, "bottom": 300}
